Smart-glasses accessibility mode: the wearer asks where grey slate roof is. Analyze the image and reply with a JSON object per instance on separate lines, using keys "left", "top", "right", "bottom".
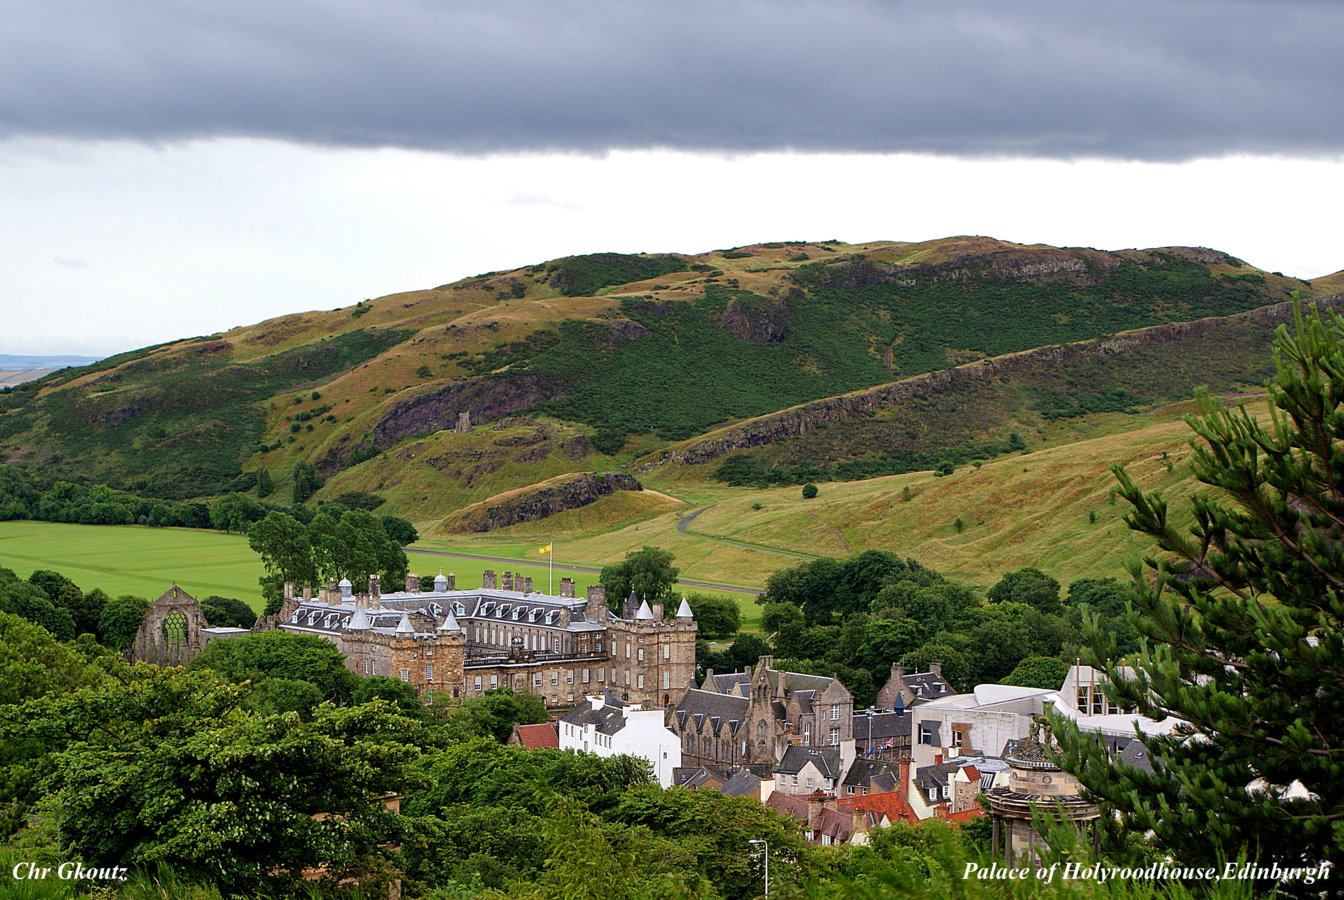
{"left": 560, "top": 699, "right": 628, "bottom": 735}
{"left": 719, "top": 770, "right": 765, "bottom": 797}
{"left": 674, "top": 689, "right": 749, "bottom": 735}
{"left": 852, "top": 709, "right": 913, "bottom": 742}
{"left": 914, "top": 761, "right": 970, "bottom": 792}
{"left": 843, "top": 759, "right": 903, "bottom": 788}
{"left": 775, "top": 746, "right": 843, "bottom": 778}
{"left": 903, "top": 672, "right": 954, "bottom": 703}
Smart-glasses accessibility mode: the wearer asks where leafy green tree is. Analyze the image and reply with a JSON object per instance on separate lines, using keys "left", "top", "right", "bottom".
{"left": 987, "top": 566, "right": 1063, "bottom": 614}
{"left": 901, "top": 643, "right": 970, "bottom": 692}
{"left": 239, "top": 676, "right": 323, "bottom": 719}
{"left": 439, "top": 688, "right": 548, "bottom": 742}
{"left": 354, "top": 675, "right": 429, "bottom": 722}
{"left": 254, "top": 466, "right": 274, "bottom": 498}
{"left": 380, "top": 514, "right": 419, "bottom": 546}
{"left": 726, "top": 633, "right": 770, "bottom": 670}
{"left": 1065, "top": 577, "right": 1140, "bottom": 656}
{"left": 802, "top": 482, "right": 819, "bottom": 499}
{"left": 96, "top": 594, "right": 150, "bottom": 650}
{"left": 760, "top": 601, "right": 804, "bottom": 636}
{"left": 187, "top": 629, "right": 359, "bottom": 703}
{"left": 1003, "top": 655, "right": 1070, "bottom": 689}
{"left": 1056, "top": 303, "right": 1344, "bottom": 883}
{"left": 0, "top": 611, "right": 107, "bottom": 706}
{"left": 199, "top": 595, "right": 256, "bottom": 629}
{"left": 609, "top": 784, "right": 813, "bottom": 899}
{"left": 0, "top": 570, "right": 75, "bottom": 642}
{"left": 248, "top": 510, "right": 316, "bottom": 586}
{"left": 686, "top": 593, "right": 740, "bottom": 639}
{"left": 9, "top": 667, "right": 419, "bottom": 896}
{"left": 291, "top": 461, "right": 323, "bottom": 505}
{"left": 856, "top": 618, "right": 927, "bottom": 679}
{"left": 25, "top": 570, "right": 95, "bottom": 636}
{"left": 599, "top": 546, "right": 679, "bottom": 609}
{"left": 207, "top": 492, "right": 263, "bottom": 533}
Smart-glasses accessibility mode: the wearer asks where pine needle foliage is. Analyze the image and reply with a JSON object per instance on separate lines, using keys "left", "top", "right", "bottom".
{"left": 1055, "top": 299, "right": 1344, "bottom": 892}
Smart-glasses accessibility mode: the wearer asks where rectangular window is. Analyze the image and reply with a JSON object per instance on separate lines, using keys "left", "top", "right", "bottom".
{"left": 424, "top": 663, "right": 434, "bottom": 681}
{"left": 551, "top": 670, "right": 559, "bottom": 685}
{"left": 567, "top": 670, "right": 574, "bottom": 684}
{"left": 663, "top": 644, "right": 670, "bottom": 659}
{"left": 473, "top": 675, "right": 482, "bottom": 691}
{"left": 535, "top": 674, "right": 542, "bottom": 686}
{"left": 598, "top": 668, "right": 605, "bottom": 682}
{"left": 829, "top": 726, "right": 840, "bottom": 746}
{"left": 919, "top": 724, "right": 934, "bottom": 745}
{"left": 803, "top": 724, "right": 811, "bottom": 744}
{"left": 583, "top": 668, "right": 590, "bottom": 683}
{"left": 662, "top": 670, "right": 670, "bottom": 689}
{"left": 490, "top": 674, "right": 498, "bottom": 689}
{"left": 399, "top": 669, "right": 410, "bottom": 683}
{"left": 637, "top": 648, "right": 644, "bottom": 662}
{"left": 637, "top": 674, "right": 645, "bottom": 689}
{"left": 426, "top": 648, "right": 434, "bottom": 658}
{"left": 830, "top": 704, "right": 839, "bottom": 721}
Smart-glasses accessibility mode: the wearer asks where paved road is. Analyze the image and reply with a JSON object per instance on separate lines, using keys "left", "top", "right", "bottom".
{"left": 408, "top": 547, "right": 763, "bottom": 595}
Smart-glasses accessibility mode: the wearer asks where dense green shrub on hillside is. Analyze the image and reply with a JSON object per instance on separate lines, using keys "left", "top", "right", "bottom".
{"left": 545, "top": 252, "right": 686, "bottom": 297}
{"left": 0, "top": 328, "right": 410, "bottom": 499}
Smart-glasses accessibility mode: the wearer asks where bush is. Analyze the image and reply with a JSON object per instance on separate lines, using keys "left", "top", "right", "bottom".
{"left": 801, "top": 483, "right": 819, "bottom": 499}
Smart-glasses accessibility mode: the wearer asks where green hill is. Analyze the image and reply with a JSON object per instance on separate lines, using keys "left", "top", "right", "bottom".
{"left": 0, "top": 236, "right": 1327, "bottom": 529}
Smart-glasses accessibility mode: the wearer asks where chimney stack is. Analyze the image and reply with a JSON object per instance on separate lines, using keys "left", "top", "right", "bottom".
{"left": 483, "top": 570, "right": 497, "bottom": 590}
{"left": 502, "top": 571, "right": 514, "bottom": 592}
{"left": 585, "top": 585, "right": 608, "bottom": 623}
{"left": 521, "top": 576, "right": 533, "bottom": 594}
{"left": 405, "top": 573, "right": 421, "bottom": 593}
{"left": 369, "top": 575, "right": 381, "bottom": 605}
{"left": 559, "top": 577, "right": 575, "bottom": 598}
{"left": 929, "top": 659, "right": 943, "bottom": 678}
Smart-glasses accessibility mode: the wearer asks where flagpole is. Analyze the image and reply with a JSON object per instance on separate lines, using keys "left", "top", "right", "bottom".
{"left": 549, "top": 540, "right": 553, "bottom": 594}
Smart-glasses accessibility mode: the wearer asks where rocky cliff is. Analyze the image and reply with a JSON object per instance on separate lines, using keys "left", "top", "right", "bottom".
{"left": 438, "top": 472, "right": 643, "bottom": 533}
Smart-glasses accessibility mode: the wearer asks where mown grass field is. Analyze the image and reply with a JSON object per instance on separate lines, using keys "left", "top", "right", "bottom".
{"left": 0, "top": 521, "right": 266, "bottom": 607}
{"left": 0, "top": 521, "right": 762, "bottom": 625}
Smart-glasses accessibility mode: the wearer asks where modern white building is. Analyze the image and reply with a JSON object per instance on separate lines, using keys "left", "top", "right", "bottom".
{"left": 559, "top": 692, "right": 683, "bottom": 787}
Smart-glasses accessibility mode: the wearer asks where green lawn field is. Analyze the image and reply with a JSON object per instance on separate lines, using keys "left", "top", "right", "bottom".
{"left": 0, "top": 521, "right": 762, "bottom": 626}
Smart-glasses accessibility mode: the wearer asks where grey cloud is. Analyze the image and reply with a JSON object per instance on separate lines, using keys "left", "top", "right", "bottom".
{"left": 2, "top": 0, "right": 1341, "bottom": 160}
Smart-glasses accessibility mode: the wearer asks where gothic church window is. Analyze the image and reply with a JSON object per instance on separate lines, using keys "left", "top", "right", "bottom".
{"left": 162, "top": 611, "right": 187, "bottom": 646}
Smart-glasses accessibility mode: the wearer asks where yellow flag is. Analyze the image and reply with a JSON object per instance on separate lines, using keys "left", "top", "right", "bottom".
{"left": 538, "top": 544, "right": 552, "bottom": 554}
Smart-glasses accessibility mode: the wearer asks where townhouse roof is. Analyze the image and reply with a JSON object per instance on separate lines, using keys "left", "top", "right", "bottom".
{"left": 775, "top": 746, "right": 843, "bottom": 778}
{"left": 512, "top": 722, "right": 559, "bottom": 750}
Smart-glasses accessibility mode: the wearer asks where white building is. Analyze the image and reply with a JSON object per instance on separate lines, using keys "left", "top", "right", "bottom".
{"left": 559, "top": 692, "right": 682, "bottom": 787}
{"left": 909, "top": 684, "right": 1055, "bottom": 768}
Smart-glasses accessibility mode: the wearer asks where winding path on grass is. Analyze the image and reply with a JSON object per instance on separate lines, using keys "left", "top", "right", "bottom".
{"left": 408, "top": 547, "right": 764, "bottom": 596}
{"left": 676, "top": 505, "right": 824, "bottom": 561}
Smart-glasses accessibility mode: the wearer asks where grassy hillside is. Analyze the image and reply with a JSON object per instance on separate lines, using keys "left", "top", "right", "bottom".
{"left": 0, "top": 236, "right": 1320, "bottom": 527}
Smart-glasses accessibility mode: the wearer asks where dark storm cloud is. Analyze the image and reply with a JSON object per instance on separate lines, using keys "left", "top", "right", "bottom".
{"left": 3, "top": 0, "right": 1340, "bottom": 160}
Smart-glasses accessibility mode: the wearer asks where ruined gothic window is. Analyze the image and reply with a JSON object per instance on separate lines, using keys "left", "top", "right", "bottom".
{"left": 757, "top": 720, "right": 767, "bottom": 742}
{"left": 162, "top": 611, "right": 187, "bottom": 646}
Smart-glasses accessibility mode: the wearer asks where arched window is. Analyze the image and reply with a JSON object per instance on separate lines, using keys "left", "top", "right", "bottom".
{"left": 162, "top": 611, "right": 187, "bottom": 646}
{"left": 756, "top": 720, "right": 767, "bottom": 743}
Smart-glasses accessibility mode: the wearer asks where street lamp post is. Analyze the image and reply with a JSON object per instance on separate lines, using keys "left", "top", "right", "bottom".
{"left": 747, "top": 839, "right": 769, "bottom": 897}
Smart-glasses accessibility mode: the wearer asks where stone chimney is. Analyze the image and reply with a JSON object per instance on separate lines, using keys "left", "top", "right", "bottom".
{"left": 405, "top": 573, "right": 421, "bottom": 593}
{"left": 521, "top": 576, "right": 533, "bottom": 594}
{"left": 585, "top": 585, "right": 607, "bottom": 623}
{"left": 502, "top": 571, "right": 514, "bottom": 591}
{"left": 444, "top": 573, "right": 456, "bottom": 591}
{"left": 929, "top": 659, "right": 943, "bottom": 678}
{"left": 851, "top": 807, "right": 870, "bottom": 839}
{"left": 806, "top": 791, "right": 836, "bottom": 833}
{"left": 369, "top": 575, "right": 381, "bottom": 605}
{"left": 483, "top": 570, "right": 497, "bottom": 590}
{"left": 283, "top": 581, "right": 295, "bottom": 601}
{"left": 301, "top": 585, "right": 312, "bottom": 602}
{"left": 559, "top": 577, "right": 575, "bottom": 598}
{"left": 651, "top": 602, "right": 664, "bottom": 621}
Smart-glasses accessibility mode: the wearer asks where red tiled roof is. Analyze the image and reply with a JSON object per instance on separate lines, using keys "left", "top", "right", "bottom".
{"left": 513, "top": 723, "right": 559, "bottom": 750}
{"left": 765, "top": 792, "right": 809, "bottom": 824}
{"left": 947, "top": 808, "right": 985, "bottom": 823}
{"left": 838, "top": 790, "right": 920, "bottom": 825}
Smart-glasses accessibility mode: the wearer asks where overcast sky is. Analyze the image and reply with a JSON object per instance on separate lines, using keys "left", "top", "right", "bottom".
{"left": 3, "top": 0, "right": 1342, "bottom": 357}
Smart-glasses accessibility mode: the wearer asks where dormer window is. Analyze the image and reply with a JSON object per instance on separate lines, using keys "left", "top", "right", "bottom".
{"left": 480, "top": 602, "right": 495, "bottom": 616}
{"left": 545, "top": 611, "right": 559, "bottom": 625}
{"left": 513, "top": 606, "right": 526, "bottom": 620}
{"left": 530, "top": 608, "right": 543, "bottom": 622}
{"left": 453, "top": 601, "right": 466, "bottom": 616}
{"left": 497, "top": 604, "right": 510, "bottom": 619}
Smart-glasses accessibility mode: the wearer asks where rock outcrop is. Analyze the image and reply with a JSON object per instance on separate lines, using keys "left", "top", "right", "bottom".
{"left": 637, "top": 293, "right": 1344, "bottom": 472}
{"left": 439, "top": 472, "right": 643, "bottom": 533}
